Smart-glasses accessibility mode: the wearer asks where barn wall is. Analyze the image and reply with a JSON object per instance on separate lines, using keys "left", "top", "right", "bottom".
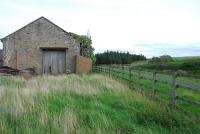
{"left": 0, "top": 50, "right": 3, "bottom": 67}
{"left": 2, "top": 17, "right": 80, "bottom": 74}
{"left": 76, "top": 56, "right": 92, "bottom": 74}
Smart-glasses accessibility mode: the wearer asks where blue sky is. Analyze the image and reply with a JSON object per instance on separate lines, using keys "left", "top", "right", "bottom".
{"left": 0, "top": 0, "right": 200, "bottom": 58}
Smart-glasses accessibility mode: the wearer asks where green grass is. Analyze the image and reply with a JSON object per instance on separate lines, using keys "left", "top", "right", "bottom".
{"left": 0, "top": 74, "right": 200, "bottom": 133}
{"left": 138, "top": 56, "right": 200, "bottom": 75}
{"left": 173, "top": 56, "right": 200, "bottom": 61}
{"left": 95, "top": 66, "right": 200, "bottom": 113}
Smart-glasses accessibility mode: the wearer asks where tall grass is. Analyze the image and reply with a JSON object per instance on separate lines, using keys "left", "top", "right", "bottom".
{"left": 0, "top": 74, "right": 199, "bottom": 134}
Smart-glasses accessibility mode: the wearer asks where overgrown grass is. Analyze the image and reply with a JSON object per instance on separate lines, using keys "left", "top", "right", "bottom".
{"left": 0, "top": 74, "right": 200, "bottom": 133}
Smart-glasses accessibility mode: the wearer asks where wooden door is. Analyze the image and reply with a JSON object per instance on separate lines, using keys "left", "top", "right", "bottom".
{"left": 43, "top": 50, "right": 66, "bottom": 74}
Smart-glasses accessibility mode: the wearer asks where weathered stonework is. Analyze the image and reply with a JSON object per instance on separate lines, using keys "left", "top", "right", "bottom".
{"left": 1, "top": 17, "right": 80, "bottom": 74}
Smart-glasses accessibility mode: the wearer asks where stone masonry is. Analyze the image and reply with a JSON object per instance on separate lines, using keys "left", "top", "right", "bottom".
{"left": 1, "top": 17, "right": 80, "bottom": 74}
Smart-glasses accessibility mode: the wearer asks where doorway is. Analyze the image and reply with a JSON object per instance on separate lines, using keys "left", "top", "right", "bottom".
{"left": 42, "top": 50, "right": 66, "bottom": 74}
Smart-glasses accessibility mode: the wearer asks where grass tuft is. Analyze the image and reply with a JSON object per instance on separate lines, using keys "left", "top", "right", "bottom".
{"left": 0, "top": 74, "right": 199, "bottom": 134}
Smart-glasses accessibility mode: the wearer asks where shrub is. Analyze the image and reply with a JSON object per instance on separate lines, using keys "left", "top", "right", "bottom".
{"left": 149, "top": 55, "right": 173, "bottom": 63}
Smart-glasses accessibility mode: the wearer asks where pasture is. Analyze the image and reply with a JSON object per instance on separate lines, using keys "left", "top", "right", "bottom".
{"left": 0, "top": 74, "right": 200, "bottom": 133}
{"left": 93, "top": 66, "right": 200, "bottom": 113}
{"left": 140, "top": 56, "right": 200, "bottom": 75}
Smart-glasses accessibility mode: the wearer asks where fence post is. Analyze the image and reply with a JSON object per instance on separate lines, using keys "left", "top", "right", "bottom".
{"left": 128, "top": 66, "right": 131, "bottom": 89}
{"left": 152, "top": 71, "right": 157, "bottom": 97}
{"left": 138, "top": 68, "right": 141, "bottom": 91}
{"left": 172, "top": 72, "right": 178, "bottom": 107}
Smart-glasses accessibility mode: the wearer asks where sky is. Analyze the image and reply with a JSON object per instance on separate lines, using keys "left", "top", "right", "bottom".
{"left": 0, "top": 0, "right": 200, "bottom": 58}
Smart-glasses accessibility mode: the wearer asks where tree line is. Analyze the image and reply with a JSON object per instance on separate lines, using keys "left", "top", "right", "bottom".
{"left": 95, "top": 51, "right": 146, "bottom": 64}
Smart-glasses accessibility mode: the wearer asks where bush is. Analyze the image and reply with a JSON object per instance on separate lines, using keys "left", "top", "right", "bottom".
{"left": 149, "top": 57, "right": 161, "bottom": 63}
{"left": 149, "top": 55, "right": 173, "bottom": 63}
{"left": 160, "top": 55, "right": 174, "bottom": 62}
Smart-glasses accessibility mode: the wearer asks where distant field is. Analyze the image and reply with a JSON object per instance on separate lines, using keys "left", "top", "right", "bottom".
{"left": 138, "top": 56, "right": 200, "bottom": 75}
{"left": 0, "top": 74, "right": 200, "bottom": 133}
{"left": 173, "top": 56, "right": 200, "bottom": 61}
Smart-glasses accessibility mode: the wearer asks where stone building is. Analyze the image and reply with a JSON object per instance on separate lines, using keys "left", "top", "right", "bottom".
{"left": 0, "top": 17, "right": 80, "bottom": 74}
{"left": 0, "top": 50, "right": 3, "bottom": 66}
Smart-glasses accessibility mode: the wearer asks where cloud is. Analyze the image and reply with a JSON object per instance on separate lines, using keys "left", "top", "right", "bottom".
{"left": 130, "top": 43, "right": 200, "bottom": 57}
{"left": 0, "top": 0, "right": 200, "bottom": 57}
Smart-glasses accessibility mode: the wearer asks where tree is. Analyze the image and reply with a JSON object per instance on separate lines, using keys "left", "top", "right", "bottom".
{"left": 149, "top": 57, "right": 161, "bottom": 63}
{"left": 69, "top": 32, "right": 95, "bottom": 64}
{"left": 159, "top": 55, "right": 173, "bottom": 62}
{"left": 149, "top": 55, "right": 173, "bottom": 63}
{"left": 95, "top": 51, "right": 146, "bottom": 64}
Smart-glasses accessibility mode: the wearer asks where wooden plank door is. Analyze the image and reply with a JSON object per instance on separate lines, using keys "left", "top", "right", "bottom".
{"left": 43, "top": 50, "right": 66, "bottom": 74}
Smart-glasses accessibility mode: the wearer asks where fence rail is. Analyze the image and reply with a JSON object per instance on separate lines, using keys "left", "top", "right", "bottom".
{"left": 93, "top": 65, "right": 200, "bottom": 109}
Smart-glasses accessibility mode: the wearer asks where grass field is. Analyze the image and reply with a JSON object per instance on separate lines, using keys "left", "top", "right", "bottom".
{"left": 139, "top": 56, "right": 200, "bottom": 75}
{"left": 0, "top": 74, "right": 200, "bottom": 133}
{"left": 94, "top": 66, "right": 200, "bottom": 113}
{"left": 173, "top": 56, "right": 200, "bottom": 61}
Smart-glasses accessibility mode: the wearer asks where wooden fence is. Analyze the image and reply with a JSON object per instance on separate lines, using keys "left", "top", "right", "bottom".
{"left": 93, "top": 65, "right": 200, "bottom": 108}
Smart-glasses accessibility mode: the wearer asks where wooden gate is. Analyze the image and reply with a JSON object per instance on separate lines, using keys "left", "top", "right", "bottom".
{"left": 42, "top": 50, "right": 66, "bottom": 74}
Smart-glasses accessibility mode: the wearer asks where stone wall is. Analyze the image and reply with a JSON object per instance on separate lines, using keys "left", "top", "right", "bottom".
{"left": 1, "top": 17, "right": 80, "bottom": 74}
{"left": 0, "top": 50, "right": 3, "bottom": 67}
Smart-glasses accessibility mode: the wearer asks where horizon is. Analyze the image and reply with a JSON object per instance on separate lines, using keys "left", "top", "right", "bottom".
{"left": 0, "top": 0, "right": 200, "bottom": 58}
